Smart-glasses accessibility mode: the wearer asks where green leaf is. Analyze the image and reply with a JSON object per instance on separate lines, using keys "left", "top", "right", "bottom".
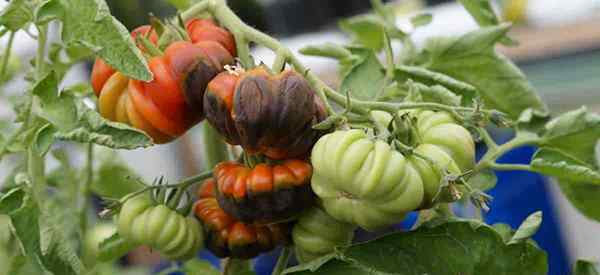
{"left": 12, "top": 94, "right": 32, "bottom": 123}
{"left": 457, "top": 0, "right": 516, "bottom": 46}
{"left": 557, "top": 180, "right": 600, "bottom": 222}
{"left": 92, "top": 151, "right": 142, "bottom": 198}
{"left": 410, "top": 13, "right": 432, "bottom": 28}
{"left": 339, "top": 48, "right": 385, "bottom": 100}
{"left": 421, "top": 24, "right": 548, "bottom": 118}
{"left": 31, "top": 72, "right": 78, "bottom": 131}
{"left": 509, "top": 211, "right": 542, "bottom": 244}
{"left": 541, "top": 107, "right": 600, "bottom": 167}
{"left": 395, "top": 65, "right": 476, "bottom": 104}
{"left": 405, "top": 80, "right": 462, "bottom": 106}
{"left": 574, "top": 260, "right": 600, "bottom": 275}
{"left": 457, "top": 0, "right": 499, "bottom": 26}
{"left": 55, "top": 100, "right": 152, "bottom": 149}
{"left": 35, "top": 0, "right": 64, "bottom": 25}
{"left": 284, "top": 219, "right": 547, "bottom": 275}
{"left": 0, "top": 0, "right": 34, "bottom": 31}
{"left": 516, "top": 108, "right": 551, "bottom": 139}
{"left": 467, "top": 169, "right": 498, "bottom": 191}
{"left": 32, "top": 124, "right": 56, "bottom": 156}
{"left": 492, "top": 223, "right": 514, "bottom": 243}
{"left": 339, "top": 15, "right": 386, "bottom": 51}
{"left": 167, "top": 0, "right": 191, "bottom": 10}
{"left": 38, "top": 0, "right": 151, "bottom": 81}
{"left": 225, "top": 259, "right": 255, "bottom": 275}
{"left": 182, "top": 259, "right": 220, "bottom": 275}
{"left": 0, "top": 189, "right": 85, "bottom": 275}
{"left": 299, "top": 43, "right": 354, "bottom": 60}
{"left": 98, "top": 232, "right": 133, "bottom": 262}
{"left": 531, "top": 148, "right": 600, "bottom": 184}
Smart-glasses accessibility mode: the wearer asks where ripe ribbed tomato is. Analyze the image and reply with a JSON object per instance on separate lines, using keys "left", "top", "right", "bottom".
{"left": 213, "top": 159, "right": 315, "bottom": 224}
{"left": 311, "top": 110, "right": 475, "bottom": 230}
{"left": 194, "top": 179, "right": 290, "bottom": 259}
{"left": 91, "top": 23, "right": 235, "bottom": 143}
{"left": 204, "top": 68, "right": 327, "bottom": 159}
{"left": 186, "top": 19, "right": 236, "bottom": 56}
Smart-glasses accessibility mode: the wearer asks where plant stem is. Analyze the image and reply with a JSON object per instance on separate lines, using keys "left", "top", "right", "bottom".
{"left": 488, "top": 163, "right": 534, "bottom": 172}
{"left": 272, "top": 247, "right": 292, "bottom": 275}
{"left": 202, "top": 122, "right": 230, "bottom": 169}
{"left": 119, "top": 170, "right": 213, "bottom": 204}
{"left": 477, "top": 127, "right": 498, "bottom": 150}
{"left": 27, "top": 147, "right": 46, "bottom": 200}
{"left": 475, "top": 136, "right": 539, "bottom": 173}
{"left": 35, "top": 25, "right": 48, "bottom": 79}
{"left": 0, "top": 31, "right": 16, "bottom": 80}
{"left": 180, "top": 0, "right": 210, "bottom": 21}
{"left": 221, "top": 258, "right": 231, "bottom": 275}
{"left": 79, "top": 143, "right": 93, "bottom": 237}
{"left": 272, "top": 49, "right": 288, "bottom": 73}
{"left": 382, "top": 32, "right": 395, "bottom": 80}
{"left": 26, "top": 25, "right": 49, "bottom": 200}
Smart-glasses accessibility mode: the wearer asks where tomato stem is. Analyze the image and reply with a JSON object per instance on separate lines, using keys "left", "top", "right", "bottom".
{"left": 202, "top": 122, "right": 230, "bottom": 169}
{"left": 0, "top": 31, "right": 16, "bottom": 83}
{"left": 79, "top": 143, "right": 94, "bottom": 241}
{"left": 272, "top": 246, "right": 292, "bottom": 275}
{"left": 474, "top": 136, "right": 540, "bottom": 173}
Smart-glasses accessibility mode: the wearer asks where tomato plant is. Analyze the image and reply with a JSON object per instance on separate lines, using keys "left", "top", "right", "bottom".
{"left": 0, "top": 0, "right": 598, "bottom": 274}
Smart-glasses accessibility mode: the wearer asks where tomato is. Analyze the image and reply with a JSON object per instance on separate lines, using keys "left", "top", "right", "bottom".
{"left": 194, "top": 179, "right": 290, "bottom": 259}
{"left": 91, "top": 58, "right": 115, "bottom": 96}
{"left": 204, "top": 68, "right": 327, "bottom": 159}
{"left": 292, "top": 207, "right": 355, "bottom": 263}
{"left": 117, "top": 194, "right": 204, "bottom": 260}
{"left": 310, "top": 110, "right": 475, "bottom": 230}
{"left": 83, "top": 223, "right": 117, "bottom": 266}
{"left": 213, "top": 159, "right": 314, "bottom": 224}
{"left": 186, "top": 19, "right": 236, "bottom": 56}
{"left": 92, "top": 24, "right": 236, "bottom": 144}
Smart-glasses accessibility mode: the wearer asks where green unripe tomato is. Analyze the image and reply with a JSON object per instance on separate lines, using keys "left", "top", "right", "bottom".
{"left": 311, "top": 110, "right": 475, "bottom": 230}
{"left": 292, "top": 207, "right": 355, "bottom": 263}
{"left": 311, "top": 129, "right": 425, "bottom": 231}
{"left": 83, "top": 223, "right": 117, "bottom": 266}
{"left": 117, "top": 195, "right": 204, "bottom": 260}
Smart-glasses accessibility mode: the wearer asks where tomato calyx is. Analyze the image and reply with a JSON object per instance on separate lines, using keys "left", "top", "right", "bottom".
{"left": 150, "top": 177, "right": 194, "bottom": 215}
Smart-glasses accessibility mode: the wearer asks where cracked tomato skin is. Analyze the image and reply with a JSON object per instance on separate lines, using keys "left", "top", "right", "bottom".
{"left": 91, "top": 25, "right": 235, "bottom": 144}
{"left": 310, "top": 110, "right": 475, "bottom": 230}
{"left": 117, "top": 194, "right": 204, "bottom": 260}
{"left": 194, "top": 179, "right": 291, "bottom": 259}
{"left": 292, "top": 207, "right": 355, "bottom": 263}
{"left": 204, "top": 67, "right": 327, "bottom": 159}
{"left": 213, "top": 160, "right": 315, "bottom": 224}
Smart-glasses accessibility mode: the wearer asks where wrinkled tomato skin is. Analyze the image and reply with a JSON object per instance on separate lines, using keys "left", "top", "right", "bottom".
{"left": 204, "top": 68, "right": 327, "bottom": 159}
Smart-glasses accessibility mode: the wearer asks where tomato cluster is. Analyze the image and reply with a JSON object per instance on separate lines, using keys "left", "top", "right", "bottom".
{"left": 311, "top": 110, "right": 475, "bottom": 230}
{"left": 91, "top": 20, "right": 236, "bottom": 143}
{"left": 101, "top": 15, "right": 477, "bottom": 264}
